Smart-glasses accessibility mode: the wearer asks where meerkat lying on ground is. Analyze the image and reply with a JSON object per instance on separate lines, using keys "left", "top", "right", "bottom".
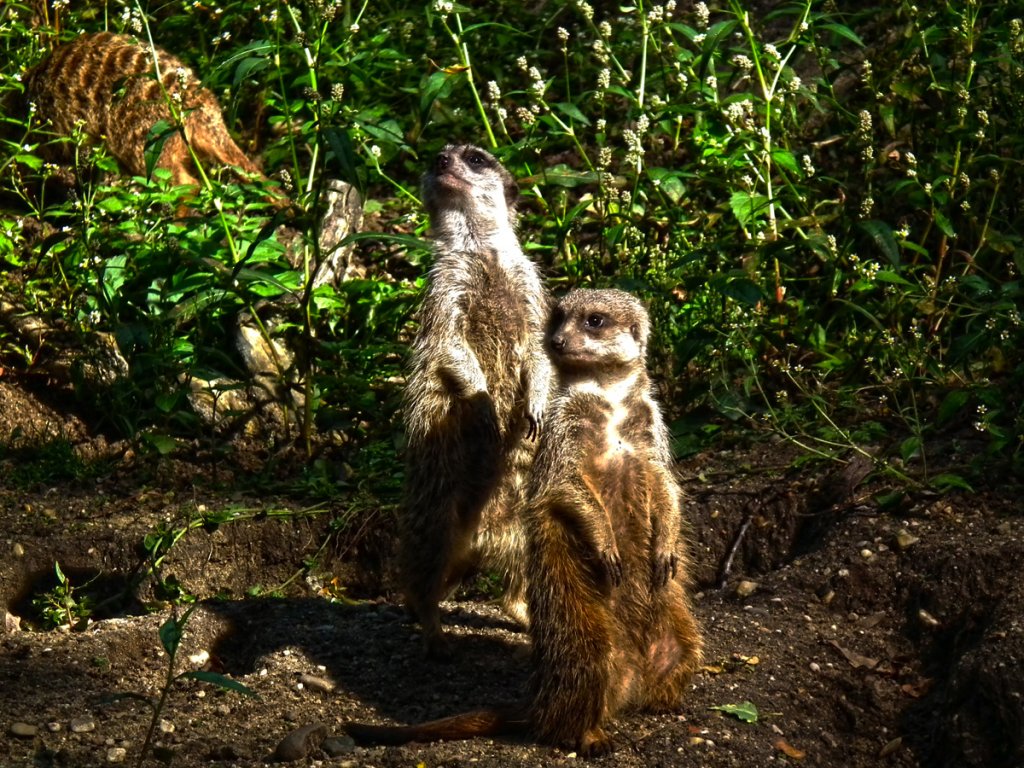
{"left": 23, "top": 31, "right": 279, "bottom": 199}
{"left": 348, "top": 288, "right": 702, "bottom": 755}
{"left": 398, "top": 143, "right": 552, "bottom": 658}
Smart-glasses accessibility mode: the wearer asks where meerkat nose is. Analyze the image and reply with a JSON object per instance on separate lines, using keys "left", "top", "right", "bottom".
{"left": 551, "top": 335, "right": 567, "bottom": 352}
{"left": 435, "top": 151, "right": 451, "bottom": 172}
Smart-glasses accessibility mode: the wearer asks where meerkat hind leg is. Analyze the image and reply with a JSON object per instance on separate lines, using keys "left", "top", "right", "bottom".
{"left": 403, "top": 514, "right": 479, "bottom": 660}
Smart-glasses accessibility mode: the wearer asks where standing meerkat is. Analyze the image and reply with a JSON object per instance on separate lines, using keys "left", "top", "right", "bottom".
{"left": 347, "top": 288, "right": 702, "bottom": 754}
{"left": 399, "top": 143, "right": 552, "bottom": 658}
{"left": 23, "top": 32, "right": 276, "bottom": 194}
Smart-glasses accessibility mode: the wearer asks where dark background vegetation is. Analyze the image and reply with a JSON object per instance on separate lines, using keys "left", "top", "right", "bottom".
{"left": 0, "top": 1, "right": 1022, "bottom": 766}
{"left": 1, "top": 0, "right": 1021, "bottom": 489}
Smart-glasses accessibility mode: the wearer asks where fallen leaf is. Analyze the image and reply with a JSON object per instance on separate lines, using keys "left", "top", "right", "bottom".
{"left": 828, "top": 640, "right": 879, "bottom": 670}
{"left": 856, "top": 611, "right": 887, "bottom": 629}
{"left": 879, "top": 736, "right": 903, "bottom": 757}
{"left": 709, "top": 701, "right": 759, "bottom": 723}
{"left": 900, "top": 678, "right": 932, "bottom": 698}
{"left": 702, "top": 664, "right": 726, "bottom": 675}
{"left": 776, "top": 738, "right": 806, "bottom": 759}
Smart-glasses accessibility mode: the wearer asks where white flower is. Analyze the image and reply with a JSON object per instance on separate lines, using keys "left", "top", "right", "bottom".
{"left": 695, "top": 1, "right": 709, "bottom": 28}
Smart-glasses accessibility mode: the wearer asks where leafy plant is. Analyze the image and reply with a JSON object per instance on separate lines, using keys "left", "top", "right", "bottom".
{"left": 129, "top": 604, "right": 257, "bottom": 768}
{"left": 31, "top": 561, "right": 94, "bottom": 629}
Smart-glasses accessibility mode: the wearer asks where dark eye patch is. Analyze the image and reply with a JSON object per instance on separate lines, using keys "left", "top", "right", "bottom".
{"left": 585, "top": 314, "right": 605, "bottom": 329}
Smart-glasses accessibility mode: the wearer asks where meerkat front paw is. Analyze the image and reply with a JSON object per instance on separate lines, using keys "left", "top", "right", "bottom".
{"left": 597, "top": 546, "right": 624, "bottom": 587}
{"left": 525, "top": 405, "right": 543, "bottom": 441}
{"left": 651, "top": 550, "right": 678, "bottom": 589}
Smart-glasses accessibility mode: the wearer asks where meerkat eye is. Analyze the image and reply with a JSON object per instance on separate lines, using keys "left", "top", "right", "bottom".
{"left": 467, "top": 152, "right": 487, "bottom": 168}
{"left": 585, "top": 314, "right": 605, "bottom": 329}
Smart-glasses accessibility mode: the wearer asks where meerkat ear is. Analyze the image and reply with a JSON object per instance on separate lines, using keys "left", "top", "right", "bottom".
{"left": 504, "top": 178, "right": 520, "bottom": 209}
{"left": 630, "top": 323, "right": 641, "bottom": 340}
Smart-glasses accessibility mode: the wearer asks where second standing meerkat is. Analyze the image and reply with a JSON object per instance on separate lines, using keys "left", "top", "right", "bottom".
{"left": 346, "top": 289, "right": 702, "bottom": 753}
{"left": 523, "top": 288, "right": 702, "bottom": 753}
{"left": 400, "top": 144, "right": 552, "bottom": 657}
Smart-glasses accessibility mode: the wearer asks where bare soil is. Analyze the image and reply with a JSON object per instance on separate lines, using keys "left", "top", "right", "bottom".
{"left": 1, "top": 376, "right": 1022, "bottom": 768}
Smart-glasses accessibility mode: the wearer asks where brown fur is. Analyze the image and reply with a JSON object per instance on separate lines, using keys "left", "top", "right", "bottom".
{"left": 398, "top": 144, "right": 552, "bottom": 658}
{"left": 348, "top": 289, "right": 702, "bottom": 754}
{"left": 23, "top": 32, "right": 272, "bottom": 193}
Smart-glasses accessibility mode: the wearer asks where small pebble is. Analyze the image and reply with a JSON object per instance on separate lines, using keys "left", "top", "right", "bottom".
{"left": 735, "top": 580, "right": 758, "bottom": 598}
{"left": 895, "top": 530, "right": 920, "bottom": 550}
{"left": 322, "top": 735, "right": 356, "bottom": 757}
{"left": 106, "top": 747, "right": 127, "bottom": 763}
{"left": 4, "top": 612, "right": 21, "bottom": 633}
{"left": 10, "top": 722, "right": 38, "bottom": 738}
{"left": 12, "top": 542, "right": 25, "bottom": 558}
{"left": 809, "top": 661, "right": 821, "bottom": 673}
{"left": 299, "top": 674, "right": 336, "bottom": 694}
{"left": 47, "top": 722, "right": 61, "bottom": 732}
{"left": 188, "top": 650, "right": 210, "bottom": 666}
{"left": 860, "top": 548, "right": 873, "bottom": 559}
{"left": 70, "top": 717, "right": 96, "bottom": 733}
{"left": 158, "top": 719, "right": 174, "bottom": 734}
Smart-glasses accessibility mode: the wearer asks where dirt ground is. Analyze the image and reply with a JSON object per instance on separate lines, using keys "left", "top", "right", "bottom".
{"left": 1, "top": 376, "right": 1022, "bottom": 768}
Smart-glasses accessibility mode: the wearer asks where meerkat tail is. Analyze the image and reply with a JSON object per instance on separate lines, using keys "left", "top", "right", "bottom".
{"left": 345, "top": 707, "right": 527, "bottom": 745}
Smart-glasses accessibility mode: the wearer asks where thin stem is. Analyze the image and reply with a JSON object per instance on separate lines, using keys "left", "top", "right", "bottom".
{"left": 446, "top": 13, "right": 498, "bottom": 149}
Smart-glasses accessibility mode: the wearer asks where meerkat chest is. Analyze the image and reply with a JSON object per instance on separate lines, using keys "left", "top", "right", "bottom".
{"left": 573, "top": 377, "right": 645, "bottom": 464}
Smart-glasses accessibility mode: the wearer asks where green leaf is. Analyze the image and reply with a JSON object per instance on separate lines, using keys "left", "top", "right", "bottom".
{"left": 232, "top": 56, "right": 269, "bottom": 88}
{"left": 712, "top": 275, "right": 764, "bottom": 306}
{"left": 929, "top": 473, "right": 974, "bottom": 493}
{"left": 323, "top": 127, "right": 361, "bottom": 188}
{"left": 182, "top": 671, "right": 259, "bottom": 698}
{"left": 541, "top": 165, "right": 599, "bottom": 188}
{"left": 553, "top": 101, "right": 591, "bottom": 126}
{"left": 158, "top": 605, "right": 198, "bottom": 657}
{"left": 419, "top": 71, "right": 453, "bottom": 118}
{"left": 900, "top": 436, "right": 922, "bottom": 462}
{"left": 821, "top": 22, "right": 864, "bottom": 47}
{"left": 144, "top": 433, "right": 178, "bottom": 456}
{"left": 729, "top": 191, "right": 769, "bottom": 227}
{"left": 873, "top": 270, "right": 914, "bottom": 287}
{"left": 143, "top": 119, "right": 178, "bottom": 179}
{"left": 711, "top": 701, "right": 759, "bottom": 723}
{"left": 933, "top": 209, "right": 955, "bottom": 238}
{"left": 358, "top": 118, "right": 405, "bottom": 146}
{"left": 14, "top": 153, "right": 44, "bottom": 171}
{"left": 158, "top": 616, "right": 183, "bottom": 656}
{"left": 648, "top": 167, "right": 686, "bottom": 204}
{"left": 938, "top": 390, "right": 969, "bottom": 425}
{"left": 770, "top": 149, "right": 798, "bottom": 174}
{"left": 101, "top": 254, "right": 129, "bottom": 304}
{"left": 859, "top": 220, "right": 900, "bottom": 265}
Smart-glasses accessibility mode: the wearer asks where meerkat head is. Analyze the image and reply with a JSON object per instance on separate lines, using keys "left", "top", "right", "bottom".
{"left": 547, "top": 289, "right": 651, "bottom": 378}
{"left": 422, "top": 144, "right": 519, "bottom": 236}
